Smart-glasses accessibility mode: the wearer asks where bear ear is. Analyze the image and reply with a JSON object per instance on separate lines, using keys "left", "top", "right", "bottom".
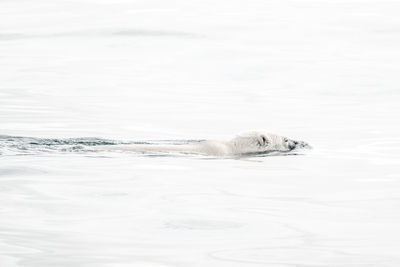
{"left": 257, "top": 134, "right": 268, "bottom": 146}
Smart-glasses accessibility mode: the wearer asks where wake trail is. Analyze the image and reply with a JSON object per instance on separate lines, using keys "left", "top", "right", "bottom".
{"left": 0, "top": 135, "right": 203, "bottom": 156}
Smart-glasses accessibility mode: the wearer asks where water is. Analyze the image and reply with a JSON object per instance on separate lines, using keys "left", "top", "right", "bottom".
{"left": 1, "top": 0, "right": 400, "bottom": 266}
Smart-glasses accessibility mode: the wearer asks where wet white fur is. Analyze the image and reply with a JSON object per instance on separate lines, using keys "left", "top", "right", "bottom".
{"left": 95, "top": 131, "right": 302, "bottom": 156}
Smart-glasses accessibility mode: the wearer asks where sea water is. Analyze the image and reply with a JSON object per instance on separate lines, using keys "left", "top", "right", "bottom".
{"left": 1, "top": 0, "right": 400, "bottom": 266}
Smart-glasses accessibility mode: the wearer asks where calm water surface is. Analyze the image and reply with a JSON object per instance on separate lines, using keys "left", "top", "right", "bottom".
{"left": 1, "top": 0, "right": 400, "bottom": 266}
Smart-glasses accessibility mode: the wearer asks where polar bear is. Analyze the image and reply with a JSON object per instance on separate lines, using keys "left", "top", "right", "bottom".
{"left": 94, "top": 131, "right": 310, "bottom": 156}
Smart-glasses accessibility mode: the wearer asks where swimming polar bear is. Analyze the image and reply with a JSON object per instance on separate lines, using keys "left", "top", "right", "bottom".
{"left": 94, "top": 131, "right": 310, "bottom": 156}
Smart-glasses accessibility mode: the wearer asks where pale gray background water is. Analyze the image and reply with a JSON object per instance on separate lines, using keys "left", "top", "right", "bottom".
{"left": 1, "top": 0, "right": 400, "bottom": 266}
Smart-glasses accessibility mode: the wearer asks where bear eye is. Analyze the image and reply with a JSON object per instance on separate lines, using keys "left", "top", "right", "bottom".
{"left": 261, "top": 135, "right": 268, "bottom": 145}
{"left": 284, "top": 138, "right": 288, "bottom": 142}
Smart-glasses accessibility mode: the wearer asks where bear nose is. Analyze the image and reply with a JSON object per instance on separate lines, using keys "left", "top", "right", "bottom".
{"left": 297, "top": 141, "right": 312, "bottom": 149}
